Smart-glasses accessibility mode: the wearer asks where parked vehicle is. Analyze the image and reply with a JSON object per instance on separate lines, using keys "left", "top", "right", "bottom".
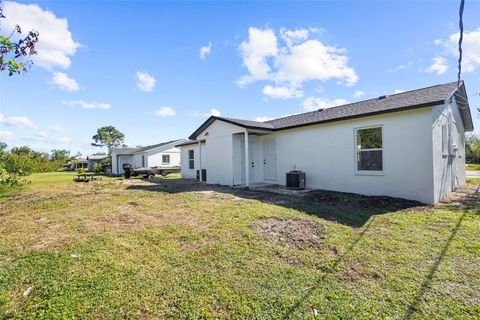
{"left": 122, "top": 163, "right": 180, "bottom": 179}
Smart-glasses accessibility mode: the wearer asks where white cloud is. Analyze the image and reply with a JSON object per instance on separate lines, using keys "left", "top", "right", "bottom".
{"left": 192, "top": 108, "right": 221, "bottom": 117}
{"left": 50, "top": 126, "right": 65, "bottom": 133}
{"left": 51, "top": 72, "right": 79, "bottom": 91}
{"left": 387, "top": 61, "right": 413, "bottom": 72}
{"left": 302, "top": 97, "right": 347, "bottom": 112}
{"left": 199, "top": 42, "right": 212, "bottom": 60}
{"left": 424, "top": 57, "right": 448, "bottom": 75}
{"left": 3, "top": 1, "right": 80, "bottom": 70}
{"left": 274, "top": 40, "right": 358, "bottom": 86}
{"left": 209, "top": 108, "right": 221, "bottom": 117}
{"left": 353, "top": 90, "right": 365, "bottom": 98}
{"left": 436, "top": 27, "right": 480, "bottom": 72}
{"left": 0, "top": 131, "right": 15, "bottom": 141}
{"left": 24, "top": 133, "right": 73, "bottom": 144}
{"left": 35, "top": 131, "right": 48, "bottom": 139}
{"left": 280, "top": 27, "right": 310, "bottom": 47}
{"left": 394, "top": 89, "right": 405, "bottom": 94}
{"left": 135, "top": 71, "right": 156, "bottom": 92}
{"left": 154, "top": 106, "right": 176, "bottom": 117}
{"left": 255, "top": 116, "right": 275, "bottom": 122}
{"left": 62, "top": 100, "right": 111, "bottom": 110}
{"left": 237, "top": 26, "right": 358, "bottom": 97}
{"left": 237, "top": 27, "right": 278, "bottom": 86}
{"left": 0, "top": 114, "right": 37, "bottom": 128}
{"left": 262, "top": 84, "right": 303, "bottom": 99}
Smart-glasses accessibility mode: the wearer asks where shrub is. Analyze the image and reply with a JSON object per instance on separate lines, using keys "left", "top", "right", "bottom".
{"left": 1, "top": 152, "right": 64, "bottom": 175}
{"left": 77, "top": 167, "right": 87, "bottom": 174}
{"left": 466, "top": 134, "right": 480, "bottom": 163}
{"left": 94, "top": 163, "right": 102, "bottom": 173}
{"left": 0, "top": 163, "right": 29, "bottom": 193}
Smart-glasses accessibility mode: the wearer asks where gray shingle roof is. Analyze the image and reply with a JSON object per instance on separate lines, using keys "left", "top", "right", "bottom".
{"left": 112, "top": 139, "right": 187, "bottom": 155}
{"left": 87, "top": 155, "right": 108, "bottom": 160}
{"left": 111, "top": 147, "right": 140, "bottom": 155}
{"left": 189, "top": 81, "right": 473, "bottom": 140}
{"left": 219, "top": 117, "right": 275, "bottom": 129}
{"left": 175, "top": 139, "right": 205, "bottom": 147}
{"left": 135, "top": 139, "right": 186, "bottom": 152}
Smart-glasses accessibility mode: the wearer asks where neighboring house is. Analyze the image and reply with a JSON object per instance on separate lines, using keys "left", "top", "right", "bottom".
{"left": 177, "top": 81, "right": 474, "bottom": 204}
{"left": 111, "top": 139, "right": 187, "bottom": 175}
{"left": 87, "top": 155, "right": 108, "bottom": 171}
{"left": 70, "top": 156, "right": 88, "bottom": 171}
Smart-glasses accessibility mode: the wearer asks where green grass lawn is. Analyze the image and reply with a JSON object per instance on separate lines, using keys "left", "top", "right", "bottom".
{"left": 466, "top": 163, "right": 480, "bottom": 171}
{"left": 0, "top": 172, "right": 479, "bottom": 319}
{"left": 466, "top": 164, "right": 480, "bottom": 171}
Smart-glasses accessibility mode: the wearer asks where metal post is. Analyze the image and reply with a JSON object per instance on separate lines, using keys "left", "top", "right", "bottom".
{"left": 244, "top": 131, "right": 249, "bottom": 187}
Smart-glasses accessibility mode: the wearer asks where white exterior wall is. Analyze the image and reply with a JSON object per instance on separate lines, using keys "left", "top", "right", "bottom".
{"left": 179, "top": 143, "right": 206, "bottom": 179}
{"left": 146, "top": 147, "right": 181, "bottom": 168}
{"left": 112, "top": 145, "right": 182, "bottom": 175}
{"left": 196, "top": 121, "right": 244, "bottom": 185}
{"left": 113, "top": 154, "right": 145, "bottom": 174}
{"left": 232, "top": 134, "right": 265, "bottom": 185}
{"left": 180, "top": 106, "right": 456, "bottom": 203}
{"left": 272, "top": 108, "right": 435, "bottom": 203}
{"left": 432, "top": 99, "right": 466, "bottom": 202}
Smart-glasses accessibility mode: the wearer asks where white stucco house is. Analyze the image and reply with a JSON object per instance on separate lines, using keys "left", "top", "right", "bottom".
{"left": 111, "top": 139, "right": 187, "bottom": 175}
{"left": 176, "top": 81, "right": 474, "bottom": 204}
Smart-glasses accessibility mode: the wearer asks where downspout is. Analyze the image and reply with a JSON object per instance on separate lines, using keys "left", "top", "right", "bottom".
{"left": 198, "top": 141, "right": 202, "bottom": 182}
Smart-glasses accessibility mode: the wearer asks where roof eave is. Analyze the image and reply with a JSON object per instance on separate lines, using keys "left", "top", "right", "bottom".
{"left": 454, "top": 82, "right": 474, "bottom": 132}
{"left": 189, "top": 116, "right": 274, "bottom": 140}
{"left": 175, "top": 139, "right": 206, "bottom": 147}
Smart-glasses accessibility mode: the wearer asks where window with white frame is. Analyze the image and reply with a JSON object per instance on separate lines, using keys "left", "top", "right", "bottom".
{"left": 162, "top": 154, "right": 170, "bottom": 164}
{"left": 188, "top": 150, "right": 194, "bottom": 169}
{"left": 441, "top": 124, "right": 448, "bottom": 155}
{"left": 355, "top": 126, "right": 383, "bottom": 172}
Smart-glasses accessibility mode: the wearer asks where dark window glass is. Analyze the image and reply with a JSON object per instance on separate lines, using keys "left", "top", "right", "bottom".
{"left": 357, "top": 150, "right": 383, "bottom": 171}
{"left": 356, "top": 127, "right": 382, "bottom": 171}
{"left": 162, "top": 155, "right": 170, "bottom": 164}
{"left": 188, "top": 150, "right": 194, "bottom": 169}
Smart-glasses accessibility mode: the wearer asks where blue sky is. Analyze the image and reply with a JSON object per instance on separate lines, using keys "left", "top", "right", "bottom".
{"left": 0, "top": 0, "right": 479, "bottom": 155}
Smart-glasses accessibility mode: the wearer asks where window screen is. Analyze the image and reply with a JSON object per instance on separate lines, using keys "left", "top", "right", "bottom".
{"left": 356, "top": 127, "right": 383, "bottom": 171}
{"left": 442, "top": 125, "right": 448, "bottom": 155}
{"left": 188, "top": 150, "right": 194, "bottom": 169}
{"left": 162, "top": 154, "right": 170, "bottom": 164}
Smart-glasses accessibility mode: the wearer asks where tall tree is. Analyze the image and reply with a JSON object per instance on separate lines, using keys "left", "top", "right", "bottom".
{"left": 11, "top": 146, "right": 32, "bottom": 156}
{"left": 0, "top": 0, "right": 39, "bottom": 76}
{"left": 92, "top": 126, "right": 125, "bottom": 153}
{"left": 50, "top": 149, "right": 71, "bottom": 162}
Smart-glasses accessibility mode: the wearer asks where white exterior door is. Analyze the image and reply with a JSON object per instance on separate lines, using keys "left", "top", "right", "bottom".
{"left": 263, "top": 138, "right": 277, "bottom": 181}
{"left": 240, "top": 141, "right": 256, "bottom": 185}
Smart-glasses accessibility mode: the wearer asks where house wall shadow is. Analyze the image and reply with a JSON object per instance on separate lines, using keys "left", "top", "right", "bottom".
{"left": 126, "top": 179, "right": 426, "bottom": 228}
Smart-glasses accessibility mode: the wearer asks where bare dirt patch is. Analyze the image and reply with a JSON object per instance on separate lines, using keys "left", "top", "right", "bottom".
{"left": 305, "top": 190, "right": 423, "bottom": 211}
{"left": 253, "top": 217, "right": 326, "bottom": 249}
{"left": 338, "top": 259, "right": 380, "bottom": 281}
